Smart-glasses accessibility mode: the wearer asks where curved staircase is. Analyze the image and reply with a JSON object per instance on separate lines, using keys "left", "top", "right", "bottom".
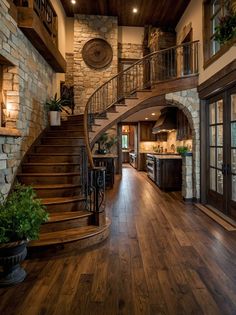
{"left": 17, "top": 115, "right": 110, "bottom": 251}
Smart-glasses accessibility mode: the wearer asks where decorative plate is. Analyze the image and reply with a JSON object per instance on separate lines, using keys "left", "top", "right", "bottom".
{"left": 82, "top": 38, "right": 113, "bottom": 69}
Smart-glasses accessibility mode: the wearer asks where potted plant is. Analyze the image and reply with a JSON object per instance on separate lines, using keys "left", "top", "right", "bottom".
{"left": 45, "top": 93, "right": 71, "bottom": 126}
{"left": 0, "top": 184, "right": 48, "bottom": 287}
{"left": 177, "top": 146, "right": 192, "bottom": 156}
{"left": 96, "top": 133, "right": 118, "bottom": 154}
{"left": 215, "top": 2, "right": 236, "bottom": 45}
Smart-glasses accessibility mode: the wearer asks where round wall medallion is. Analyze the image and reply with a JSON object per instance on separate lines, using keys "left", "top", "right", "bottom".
{"left": 82, "top": 38, "right": 113, "bottom": 69}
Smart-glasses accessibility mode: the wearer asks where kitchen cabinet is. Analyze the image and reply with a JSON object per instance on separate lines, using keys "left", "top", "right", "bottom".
{"left": 138, "top": 153, "right": 147, "bottom": 171}
{"left": 176, "top": 109, "right": 192, "bottom": 140}
{"left": 140, "top": 121, "right": 156, "bottom": 141}
{"left": 122, "top": 151, "right": 129, "bottom": 163}
{"left": 155, "top": 157, "right": 182, "bottom": 190}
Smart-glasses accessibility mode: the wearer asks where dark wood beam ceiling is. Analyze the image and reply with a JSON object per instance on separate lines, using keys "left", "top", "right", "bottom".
{"left": 60, "top": 0, "right": 191, "bottom": 28}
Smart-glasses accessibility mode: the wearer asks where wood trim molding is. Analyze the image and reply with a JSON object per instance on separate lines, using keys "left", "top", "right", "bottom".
{"left": 17, "top": 7, "right": 66, "bottom": 72}
{"left": 0, "top": 127, "right": 21, "bottom": 137}
{"left": 6, "top": 0, "right": 18, "bottom": 21}
{"left": 198, "top": 60, "right": 236, "bottom": 99}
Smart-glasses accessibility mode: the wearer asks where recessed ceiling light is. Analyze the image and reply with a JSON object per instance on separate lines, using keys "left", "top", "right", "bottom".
{"left": 151, "top": 113, "right": 156, "bottom": 116}
{"left": 71, "top": 0, "right": 76, "bottom": 4}
{"left": 132, "top": 7, "right": 138, "bottom": 13}
{"left": 145, "top": 117, "right": 148, "bottom": 120}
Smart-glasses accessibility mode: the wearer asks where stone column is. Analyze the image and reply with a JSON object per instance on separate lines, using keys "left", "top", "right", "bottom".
{"left": 182, "top": 155, "right": 193, "bottom": 201}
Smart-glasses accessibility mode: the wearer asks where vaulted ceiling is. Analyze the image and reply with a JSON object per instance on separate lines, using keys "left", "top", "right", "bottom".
{"left": 60, "top": 0, "right": 191, "bottom": 28}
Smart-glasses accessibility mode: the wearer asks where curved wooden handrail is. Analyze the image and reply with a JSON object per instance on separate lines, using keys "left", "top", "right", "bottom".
{"left": 84, "top": 40, "right": 199, "bottom": 169}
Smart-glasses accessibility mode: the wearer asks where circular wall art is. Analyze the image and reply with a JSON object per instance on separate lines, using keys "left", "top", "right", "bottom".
{"left": 82, "top": 38, "right": 113, "bottom": 69}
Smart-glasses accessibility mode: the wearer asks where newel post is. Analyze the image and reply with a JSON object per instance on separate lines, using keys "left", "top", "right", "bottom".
{"left": 88, "top": 167, "right": 106, "bottom": 226}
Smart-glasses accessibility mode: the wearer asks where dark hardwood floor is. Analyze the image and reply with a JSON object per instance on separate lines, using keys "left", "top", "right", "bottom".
{"left": 1, "top": 165, "right": 236, "bottom": 315}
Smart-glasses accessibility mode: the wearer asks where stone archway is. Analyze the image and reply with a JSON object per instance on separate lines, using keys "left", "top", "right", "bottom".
{"left": 165, "top": 88, "right": 200, "bottom": 200}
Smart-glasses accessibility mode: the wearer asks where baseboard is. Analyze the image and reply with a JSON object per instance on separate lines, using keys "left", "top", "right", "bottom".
{"left": 194, "top": 203, "right": 236, "bottom": 231}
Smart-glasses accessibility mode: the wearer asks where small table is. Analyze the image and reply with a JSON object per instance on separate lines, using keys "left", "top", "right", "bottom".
{"left": 93, "top": 154, "right": 118, "bottom": 189}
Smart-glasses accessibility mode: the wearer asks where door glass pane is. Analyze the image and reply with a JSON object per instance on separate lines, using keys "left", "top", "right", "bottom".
{"left": 217, "top": 125, "right": 223, "bottom": 146}
{"left": 232, "top": 175, "right": 236, "bottom": 202}
{"left": 217, "top": 170, "right": 223, "bottom": 194}
{"left": 209, "top": 102, "right": 215, "bottom": 124}
{"left": 217, "top": 148, "right": 223, "bottom": 169}
{"left": 231, "top": 94, "right": 236, "bottom": 120}
{"left": 232, "top": 149, "right": 236, "bottom": 174}
{"left": 210, "top": 126, "right": 216, "bottom": 145}
{"left": 210, "top": 148, "right": 216, "bottom": 167}
{"left": 210, "top": 168, "right": 216, "bottom": 191}
{"left": 216, "top": 99, "right": 223, "bottom": 123}
{"left": 231, "top": 122, "right": 236, "bottom": 147}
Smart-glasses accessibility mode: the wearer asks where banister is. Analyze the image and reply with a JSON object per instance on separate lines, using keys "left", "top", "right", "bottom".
{"left": 83, "top": 40, "right": 199, "bottom": 169}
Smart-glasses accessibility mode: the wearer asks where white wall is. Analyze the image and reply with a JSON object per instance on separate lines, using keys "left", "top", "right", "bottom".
{"left": 176, "top": 0, "right": 236, "bottom": 84}
{"left": 118, "top": 26, "right": 144, "bottom": 44}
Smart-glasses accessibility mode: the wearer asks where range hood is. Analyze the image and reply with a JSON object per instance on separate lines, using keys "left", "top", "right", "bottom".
{"left": 152, "top": 107, "right": 177, "bottom": 134}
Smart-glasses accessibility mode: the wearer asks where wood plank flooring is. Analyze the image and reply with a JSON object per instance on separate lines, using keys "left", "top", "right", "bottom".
{"left": 1, "top": 165, "right": 236, "bottom": 315}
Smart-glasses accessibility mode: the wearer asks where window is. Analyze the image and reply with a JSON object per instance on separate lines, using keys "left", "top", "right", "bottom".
{"left": 204, "top": 0, "right": 231, "bottom": 65}
{"left": 122, "top": 134, "right": 129, "bottom": 149}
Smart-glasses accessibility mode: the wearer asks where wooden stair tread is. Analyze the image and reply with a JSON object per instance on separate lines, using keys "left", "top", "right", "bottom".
{"left": 29, "top": 221, "right": 110, "bottom": 246}
{"left": 23, "top": 163, "right": 80, "bottom": 166}
{"left": 18, "top": 172, "right": 80, "bottom": 176}
{"left": 29, "top": 153, "right": 81, "bottom": 156}
{"left": 47, "top": 211, "right": 92, "bottom": 223}
{"left": 32, "top": 184, "right": 81, "bottom": 189}
{"left": 42, "top": 137, "right": 84, "bottom": 139}
{"left": 42, "top": 196, "right": 85, "bottom": 205}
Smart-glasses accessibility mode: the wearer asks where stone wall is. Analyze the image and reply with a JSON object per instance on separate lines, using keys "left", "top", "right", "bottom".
{"left": 0, "top": 0, "right": 54, "bottom": 196}
{"left": 65, "top": 53, "right": 74, "bottom": 86}
{"left": 165, "top": 88, "right": 200, "bottom": 200}
{"left": 118, "top": 43, "right": 143, "bottom": 60}
{"left": 73, "top": 15, "right": 118, "bottom": 113}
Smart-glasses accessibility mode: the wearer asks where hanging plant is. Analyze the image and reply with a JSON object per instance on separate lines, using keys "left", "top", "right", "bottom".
{"left": 215, "top": 13, "right": 236, "bottom": 45}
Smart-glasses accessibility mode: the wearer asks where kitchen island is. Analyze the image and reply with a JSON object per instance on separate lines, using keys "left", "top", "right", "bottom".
{"left": 146, "top": 154, "right": 182, "bottom": 191}
{"left": 93, "top": 154, "right": 118, "bottom": 189}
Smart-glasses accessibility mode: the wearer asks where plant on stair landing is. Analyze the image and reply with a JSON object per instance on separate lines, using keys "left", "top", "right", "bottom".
{"left": 0, "top": 184, "right": 48, "bottom": 287}
{"left": 45, "top": 93, "right": 71, "bottom": 126}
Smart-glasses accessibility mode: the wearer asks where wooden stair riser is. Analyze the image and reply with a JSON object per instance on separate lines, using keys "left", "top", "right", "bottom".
{"left": 41, "top": 138, "right": 84, "bottom": 145}
{"left": 22, "top": 164, "right": 80, "bottom": 173}
{"left": 44, "top": 199, "right": 86, "bottom": 213}
{"left": 40, "top": 216, "right": 92, "bottom": 233}
{"left": 34, "top": 186, "right": 82, "bottom": 198}
{"left": 34, "top": 146, "right": 82, "bottom": 154}
{"left": 27, "top": 155, "right": 81, "bottom": 163}
{"left": 50, "top": 124, "right": 83, "bottom": 130}
{"left": 61, "top": 120, "right": 83, "bottom": 125}
{"left": 45, "top": 131, "right": 84, "bottom": 137}
{"left": 17, "top": 174, "right": 81, "bottom": 185}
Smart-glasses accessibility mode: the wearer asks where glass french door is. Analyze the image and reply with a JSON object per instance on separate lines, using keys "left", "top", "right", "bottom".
{"left": 207, "top": 88, "right": 236, "bottom": 219}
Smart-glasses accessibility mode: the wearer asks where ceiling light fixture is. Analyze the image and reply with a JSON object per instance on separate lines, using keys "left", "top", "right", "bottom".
{"left": 145, "top": 117, "right": 148, "bottom": 120}
{"left": 71, "top": 0, "right": 76, "bottom": 4}
{"left": 132, "top": 7, "right": 138, "bottom": 13}
{"left": 151, "top": 113, "right": 156, "bottom": 116}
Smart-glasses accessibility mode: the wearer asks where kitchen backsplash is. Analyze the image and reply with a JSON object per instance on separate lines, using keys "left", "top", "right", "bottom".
{"left": 140, "top": 131, "right": 192, "bottom": 153}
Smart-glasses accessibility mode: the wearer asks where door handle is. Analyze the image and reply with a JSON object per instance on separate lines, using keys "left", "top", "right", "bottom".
{"left": 221, "top": 164, "right": 231, "bottom": 175}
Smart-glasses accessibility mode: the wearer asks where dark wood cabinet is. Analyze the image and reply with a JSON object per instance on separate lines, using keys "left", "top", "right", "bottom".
{"left": 93, "top": 156, "right": 116, "bottom": 189}
{"left": 176, "top": 109, "right": 192, "bottom": 140}
{"left": 155, "top": 158, "right": 182, "bottom": 190}
{"left": 138, "top": 153, "right": 147, "bottom": 171}
{"left": 140, "top": 121, "right": 156, "bottom": 141}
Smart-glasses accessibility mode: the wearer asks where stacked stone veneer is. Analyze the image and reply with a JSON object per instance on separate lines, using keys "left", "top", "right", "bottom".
{"left": 0, "top": 0, "right": 54, "bottom": 196}
{"left": 118, "top": 43, "right": 143, "bottom": 60}
{"left": 74, "top": 15, "right": 118, "bottom": 113}
{"left": 65, "top": 53, "right": 74, "bottom": 86}
{"left": 182, "top": 155, "right": 193, "bottom": 200}
{"left": 165, "top": 88, "right": 200, "bottom": 200}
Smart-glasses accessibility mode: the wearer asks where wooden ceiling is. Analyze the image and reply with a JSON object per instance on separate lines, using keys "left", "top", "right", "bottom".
{"left": 60, "top": 0, "right": 191, "bottom": 27}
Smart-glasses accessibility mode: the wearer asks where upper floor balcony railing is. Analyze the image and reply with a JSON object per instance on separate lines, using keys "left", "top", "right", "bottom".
{"left": 13, "top": 0, "right": 58, "bottom": 46}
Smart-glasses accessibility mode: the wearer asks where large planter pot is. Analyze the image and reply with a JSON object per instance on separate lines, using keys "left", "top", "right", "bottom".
{"left": 0, "top": 241, "right": 27, "bottom": 287}
{"left": 49, "top": 111, "right": 61, "bottom": 126}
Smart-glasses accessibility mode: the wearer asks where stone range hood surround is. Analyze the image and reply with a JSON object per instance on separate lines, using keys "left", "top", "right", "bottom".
{"left": 152, "top": 107, "right": 177, "bottom": 134}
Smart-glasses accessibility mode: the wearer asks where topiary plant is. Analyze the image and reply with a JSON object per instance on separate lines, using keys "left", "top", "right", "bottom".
{"left": 0, "top": 184, "right": 48, "bottom": 244}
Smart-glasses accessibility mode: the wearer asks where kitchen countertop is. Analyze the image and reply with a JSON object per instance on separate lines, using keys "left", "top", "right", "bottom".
{"left": 147, "top": 153, "right": 182, "bottom": 159}
{"left": 93, "top": 154, "right": 118, "bottom": 158}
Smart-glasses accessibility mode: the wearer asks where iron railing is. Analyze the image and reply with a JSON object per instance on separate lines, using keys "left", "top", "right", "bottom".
{"left": 84, "top": 41, "right": 199, "bottom": 169}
